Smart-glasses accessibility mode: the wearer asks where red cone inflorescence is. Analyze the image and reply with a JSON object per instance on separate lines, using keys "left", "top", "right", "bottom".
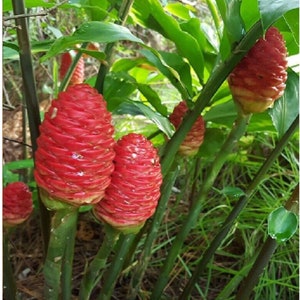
{"left": 34, "top": 84, "right": 115, "bottom": 208}
{"left": 3, "top": 182, "right": 33, "bottom": 226}
{"left": 169, "top": 101, "right": 206, "bottom": 156}
{"left": 94, "top": 133, "right": 163, "bottom": 233}
{"left": 228, "top": 27, "right": 288, "bottom": 114}
{"left": 59, "top": 51, "right": 85, "bottom": 86}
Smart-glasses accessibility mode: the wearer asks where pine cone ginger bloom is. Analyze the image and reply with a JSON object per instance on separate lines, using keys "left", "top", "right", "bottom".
{"left": 94, "top": 133, "right": 163, "bottom": 233}
{"left": 34, "top": 84, "right": 115, "bottom": 208}
{"left": 228, "top": 27, "right": 288, "bottom": 114}
{"left": 3, "top": 182, "right": 33, "bottom": 226}
{"left": 169, "top": 101, "right": 205, "bottom": 156}
{"left": 59, "top": 51, "right": 85, "bottom": 86}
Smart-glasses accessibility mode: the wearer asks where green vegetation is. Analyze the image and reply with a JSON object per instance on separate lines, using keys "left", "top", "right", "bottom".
{"left": 3, "top": 0, "right": 299, "bottom": 299}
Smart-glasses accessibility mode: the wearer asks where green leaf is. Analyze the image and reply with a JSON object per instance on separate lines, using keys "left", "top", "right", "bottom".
{"left": 220, "top": 186, "right": 245, "bottom": 198}
{"left": 269, "top": 70, "right": 299, "bottom": 138}
{"left": 104, "top": 73, "right": 136, "bottom": 111}
{"left": 197, "top": 128, "right": 226, "bottom": 159}
{"left": 216, "top": 0, "right": 246, "bottom": 59}
{"left": 114, "top": 101, "right": 174, "bottom": 138}
{"left": 205, "top": 100, "right": 276, "bottom": 132}
{"left": 165, "top": 2, "right": 195, "bottom": 20}
{"left": 241, "top": 0, "right": 260, "bottom": 30}
{"left": 78, "top": 49, "right": 106, "bottom": 61}
{"left": 3, "top": 159, "right": 34, "bottom": 171}
{"left": 274, "top": 9, "right": 299, "bottom": 56}
{"left": 259, "top": 0, "right": 299, "bottom": 30}
{"left": 268, "top": 206, "right": 298, "bottom": 243}
{"left": 111, "top": 57, "right": 148, "bottom": 73}
{"left": 140, "top": 49, "right": 189, "bottom": 99}
{"left": 81, "top": 0, "right": 109, "bottom": 21}
{"left": 41, "top": 22, "right": 144, "bottom": 61}
{"left": 159, "top": 51, "right": 193, "bottom": 96}
{"left": 204, "top": 100, "right": 237, "bottom": 127}
{"left": 132, "top": 0, "right": 205, "bottom": 82}
{"left": 217, "top": 0, "right": 245, "bottom": 43}
{"left": 3, "top": 0, "right": 56, "bottom": 11}
{"left": 3, "top": 159, "right": 34, "bottom": 186}
{"left": 180, "top": 18, "right": 208, "bottom": 55}
{"left": 137, "top": 84, "right": 168, "bottom": 116}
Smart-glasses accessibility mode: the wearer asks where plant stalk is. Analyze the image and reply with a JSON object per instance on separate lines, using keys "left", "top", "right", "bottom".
{"left": 235, "top": 184, "right": 299, "bottom": 300}
{"left": 128, "top": 167, "right": 179, "bottom": 299}
{"left": 94, "top": 0, "right": 134, "bottom": 94}
{"left": 150, "top": 112, "right": 251, "bottom": 299}
{"left": 180, "top": 115, "right": 299, "bottom": 298}
{"left": 3, "top": 233, "right": 17, "bottom": 300}
{"left": 79, "top": 224, "right": 120, "bottom": 300}
{"left": 97, "top": 233, "right": 136, "bottom": 300}
{"left": 43, "top": 206, "right": 79, "bottom": 299}
{"left": 61, "top": 209, "right": 79, "bottom": 300}
{"left": 12, "top": 0, "right": 51, "bottom": 255}
{"left": 59, "top": 43, "right": 87, "bottom": 92}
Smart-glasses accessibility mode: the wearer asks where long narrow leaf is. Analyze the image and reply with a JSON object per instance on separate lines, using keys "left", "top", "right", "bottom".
{"left": 41, "top": 22, "right": 144, "bottom": 62}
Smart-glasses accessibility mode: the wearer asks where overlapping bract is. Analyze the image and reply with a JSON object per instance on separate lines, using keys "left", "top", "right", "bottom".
{"left": 94, "top": 133, "right": 162, "bottom": 233}
{"left": 169, "top": 101, "right": 206, "bottom": 156}
{"left": 228, "top": 27, "right": 288, "bottom": 114}
{"left": 34, "top": 84, "right": 115, "bottom": 207}
{"left": 3, "top": 182, "right": 33, "bottom": 226}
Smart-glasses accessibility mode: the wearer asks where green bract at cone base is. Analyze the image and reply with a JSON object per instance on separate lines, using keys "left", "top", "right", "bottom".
{"left": 39, "top": 188, "right": 80, "bottom": 211}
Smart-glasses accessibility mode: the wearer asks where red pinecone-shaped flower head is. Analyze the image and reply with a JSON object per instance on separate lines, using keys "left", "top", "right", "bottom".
{"left": 94, "top": 133, "right": 163, "bottom": 233}
{"left": 59, "top": 50, "right": 85, "bottom": 86}
{"left": 34, "top": 84, "right": 115, "bottom": 209}
{"left": 228, "top": 27, "right": 288, "bottom": 114}
{"left": 3, "top": 182, "right": 33, "bottom": 226}
{"left": 169, "top": 101, "right": 206, "bottom": 156}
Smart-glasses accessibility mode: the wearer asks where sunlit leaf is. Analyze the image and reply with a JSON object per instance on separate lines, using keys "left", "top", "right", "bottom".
{"left": 132, "top": 0, "right": 205, "bottom": 82}
{"left": 268, "top": 206, "right": 298, "bottom": 243}
{"left": 114, "top": 101, "right": 174, "bottom": 138}
{"left": 165, "top": 2, "right": 195, "bottom": 20}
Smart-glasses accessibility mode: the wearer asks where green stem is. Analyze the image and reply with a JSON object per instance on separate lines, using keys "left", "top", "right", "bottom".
{"left": 43, "top": 206, "right": 79, "bottom": 300}
{"left": 128, "top": 167, "right": 179, "bottom": 299}
{"left": 189, "top": 156, "right": 202, "bottom": 209}
{"left": 235, "top": 184, "right": 299, "bottom": 300}
{"left": 180, "top": 115, "right": 299, "bottom": 298}
{"left": 12, "top": 0, "right": 51, "bottom": 256}
{"left": 61, "top": 210, "right": 79, "bottom": 300}
{"left": 160, "top": 21, "right": 263, "bottom": 177}
{"left": 79, "top": 224, "right": 120, "bottom": 300}
{"left": 150, "top": 113, "right": 251, "bottom": 299}
{"left": 94, "top": 0, "right": 134, "bottom": 94}
{"left": 59, "top": 43, "right": 87, "bottom": 92}
{"left": 97, "top": 233, "right": 136, "bottom": 300}
{"left": 3, "top": 233, "right": 17, "bottom": 300}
